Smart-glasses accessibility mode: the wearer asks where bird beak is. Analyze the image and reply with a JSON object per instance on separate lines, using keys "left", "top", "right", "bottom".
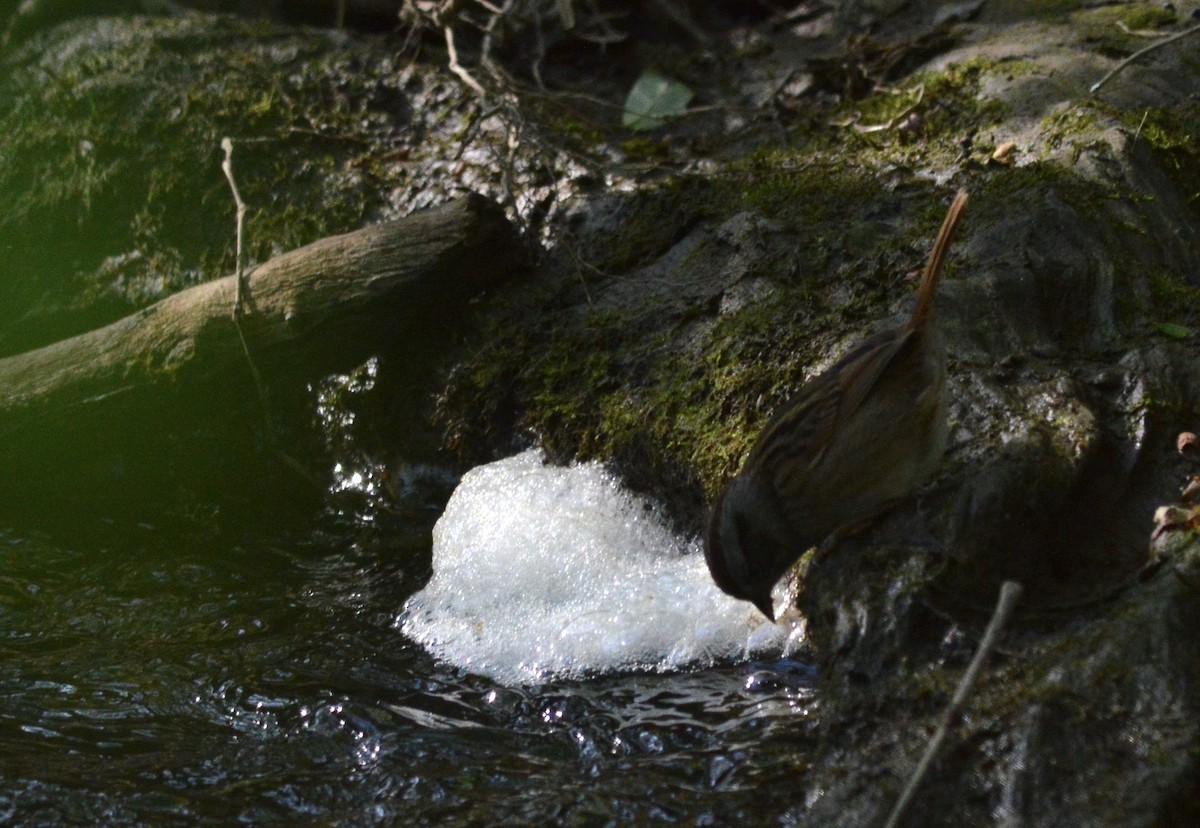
{"left": 753, "top": 593, "right": 776, "bottom": 623}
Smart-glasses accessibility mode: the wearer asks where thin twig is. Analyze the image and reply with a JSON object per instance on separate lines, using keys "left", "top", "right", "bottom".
{"left": 479, "top": 0, "right": 518, "bottom": 79}
{"left": 499, "top": 108, "right": 521, "bottom": 213}
{"left": 1089, "top": 22, "right": 1200, "bottom": 95}
{"left": 573, "top": 2, "right": 627, "bottom": 45}
{"left": 1132, "top": 109, "right": 1149, "bottom": 144}
{"left": 445, "top": 24, "right": 486, "bottom": 97}
{"left": 220, "top": 138, "right": 247, "bottom": 318}
{"left": 531, "top": 2, "right": 547, "bottom": 91}
{"left": 220, "top": 138, "right": 321, "bottom": 489}
{"left": 220, "top": 138, "right": 270, "bottom": 412}
{"left": 650, "top": 0, "right": 711, "bottom": 46}
{"left": 1117, "top": 20, "right": 1173, "bottom": 38}
{"left": 559, "top": 236, "right": 602, "bottom": 305}
{"left": 452, "top": 103, "right": 504, "bottom": 162}
{"left": 836, "top": 84, "right": 924, "bottom": 134}
{"left": 883, "top": 580, "right": 1024, "bottom": 828}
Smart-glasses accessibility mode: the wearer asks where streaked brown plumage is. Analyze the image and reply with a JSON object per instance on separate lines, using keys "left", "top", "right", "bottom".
{"left": 705, "top": 190, "right": 969, "bottom": 620}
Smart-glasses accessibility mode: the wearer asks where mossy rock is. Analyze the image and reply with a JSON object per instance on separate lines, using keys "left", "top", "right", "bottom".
{"left": 0, "top": 14, "right": 409, "bottom": 355}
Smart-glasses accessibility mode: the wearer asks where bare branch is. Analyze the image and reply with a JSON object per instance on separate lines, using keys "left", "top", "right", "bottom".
{"left": 884, "top": 580, "right": 1024, "bottom": 828}
{"left": 445, "top": 24, "right": 486, "bottom": 97}
{"left": 1090, "top": 22, "right": 1200, "bottom": 95}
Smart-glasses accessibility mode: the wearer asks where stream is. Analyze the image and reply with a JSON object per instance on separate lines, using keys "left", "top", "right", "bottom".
{"left": 0, "top": 450, "right": 819, "bottom": 825}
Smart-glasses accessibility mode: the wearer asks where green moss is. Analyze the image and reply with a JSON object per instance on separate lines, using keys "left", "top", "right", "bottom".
{"left": 433, "top": 25, "right": 1192, "bottom": 519}
{"left": 619, "top": 136, "right": 672, "bottom": 163}
{"left": 532, "top": 104, "right": 607, "bottom": 154}
{"left": 788, "top": 57, "right": 1016, "bottom": 174}
{"left": 1076, "top": 2, "right": 1177, "bottom": 34}
{"left": 436, "top": 307, "right": 621, "bottom": 462}
{"left": 435, "top": 162, "right": 951, "bottom": 502}
{"left": 1073, "top": 3, "right": 1180, "bottom": 56}
{"left": 1138, "top": 116, "right": 1197, "bottom": 155}
{"left": 713, "top": 151, "right": 872, "bottom": 225}
{"left": 1121, "top": 106, "right": 1200, "bottom": 206}
{"left": 844, "top": 58, "right": 1010, "bottom": 135}
{"left": 592, "top": 295, "right": 825, "bottom": 494}
{"left": 1118, "top": 4, "right": 1177, "bottom": 30}
{"left": 1040, "top": 105, "right": 1099, "bottom": 144}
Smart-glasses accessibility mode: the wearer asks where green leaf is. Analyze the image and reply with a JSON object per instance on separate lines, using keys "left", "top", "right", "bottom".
{"left": 1155, "top": 322, "right": 1192, "bottom": 339}
{"left": 622, "top": 69, "right": 694, "bottom": 132}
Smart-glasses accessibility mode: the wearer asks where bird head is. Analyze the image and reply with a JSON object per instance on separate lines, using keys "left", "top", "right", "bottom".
{"left": 704, "top": 473, "right": 799, "bottom": 622}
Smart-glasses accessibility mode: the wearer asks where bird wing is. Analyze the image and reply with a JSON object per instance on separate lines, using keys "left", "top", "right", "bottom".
{"left": 746, "top": 328, "right": 912, "bottom": 483}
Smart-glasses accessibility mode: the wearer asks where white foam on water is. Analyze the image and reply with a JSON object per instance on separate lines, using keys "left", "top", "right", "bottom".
{"left": 399, "top": 449, "right": 803, "bottom": 686}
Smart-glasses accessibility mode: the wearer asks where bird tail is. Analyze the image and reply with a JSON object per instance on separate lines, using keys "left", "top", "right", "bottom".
{"left": 909, "top": 189, "right": 969, "bottom": 332}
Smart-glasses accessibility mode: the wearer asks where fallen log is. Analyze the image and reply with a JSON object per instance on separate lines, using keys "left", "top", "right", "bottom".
{"left": 0, "top": 193, "right": 526, "bottom": 515}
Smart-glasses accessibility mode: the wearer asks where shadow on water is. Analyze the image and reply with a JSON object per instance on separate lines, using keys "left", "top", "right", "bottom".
{"left": 0, "top": 489, "right": 820, "bottom": 825}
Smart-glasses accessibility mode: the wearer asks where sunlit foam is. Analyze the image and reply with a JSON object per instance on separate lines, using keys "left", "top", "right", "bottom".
{"left": 399, "top": 449, "right": 803, "bottom": 686}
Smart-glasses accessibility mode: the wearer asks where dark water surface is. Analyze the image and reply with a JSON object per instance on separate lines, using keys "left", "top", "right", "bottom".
{"left": 0, "top": 509, "right": 818, "bottom": 825}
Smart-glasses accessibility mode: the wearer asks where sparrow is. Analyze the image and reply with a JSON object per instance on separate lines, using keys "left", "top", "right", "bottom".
{"left": 705, "top": 190, "right": 969, "bottom": 620}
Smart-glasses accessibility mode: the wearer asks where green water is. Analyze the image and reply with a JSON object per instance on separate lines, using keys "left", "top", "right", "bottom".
{"left": 0, "top": 505, "right": 817, "bottom": 825}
